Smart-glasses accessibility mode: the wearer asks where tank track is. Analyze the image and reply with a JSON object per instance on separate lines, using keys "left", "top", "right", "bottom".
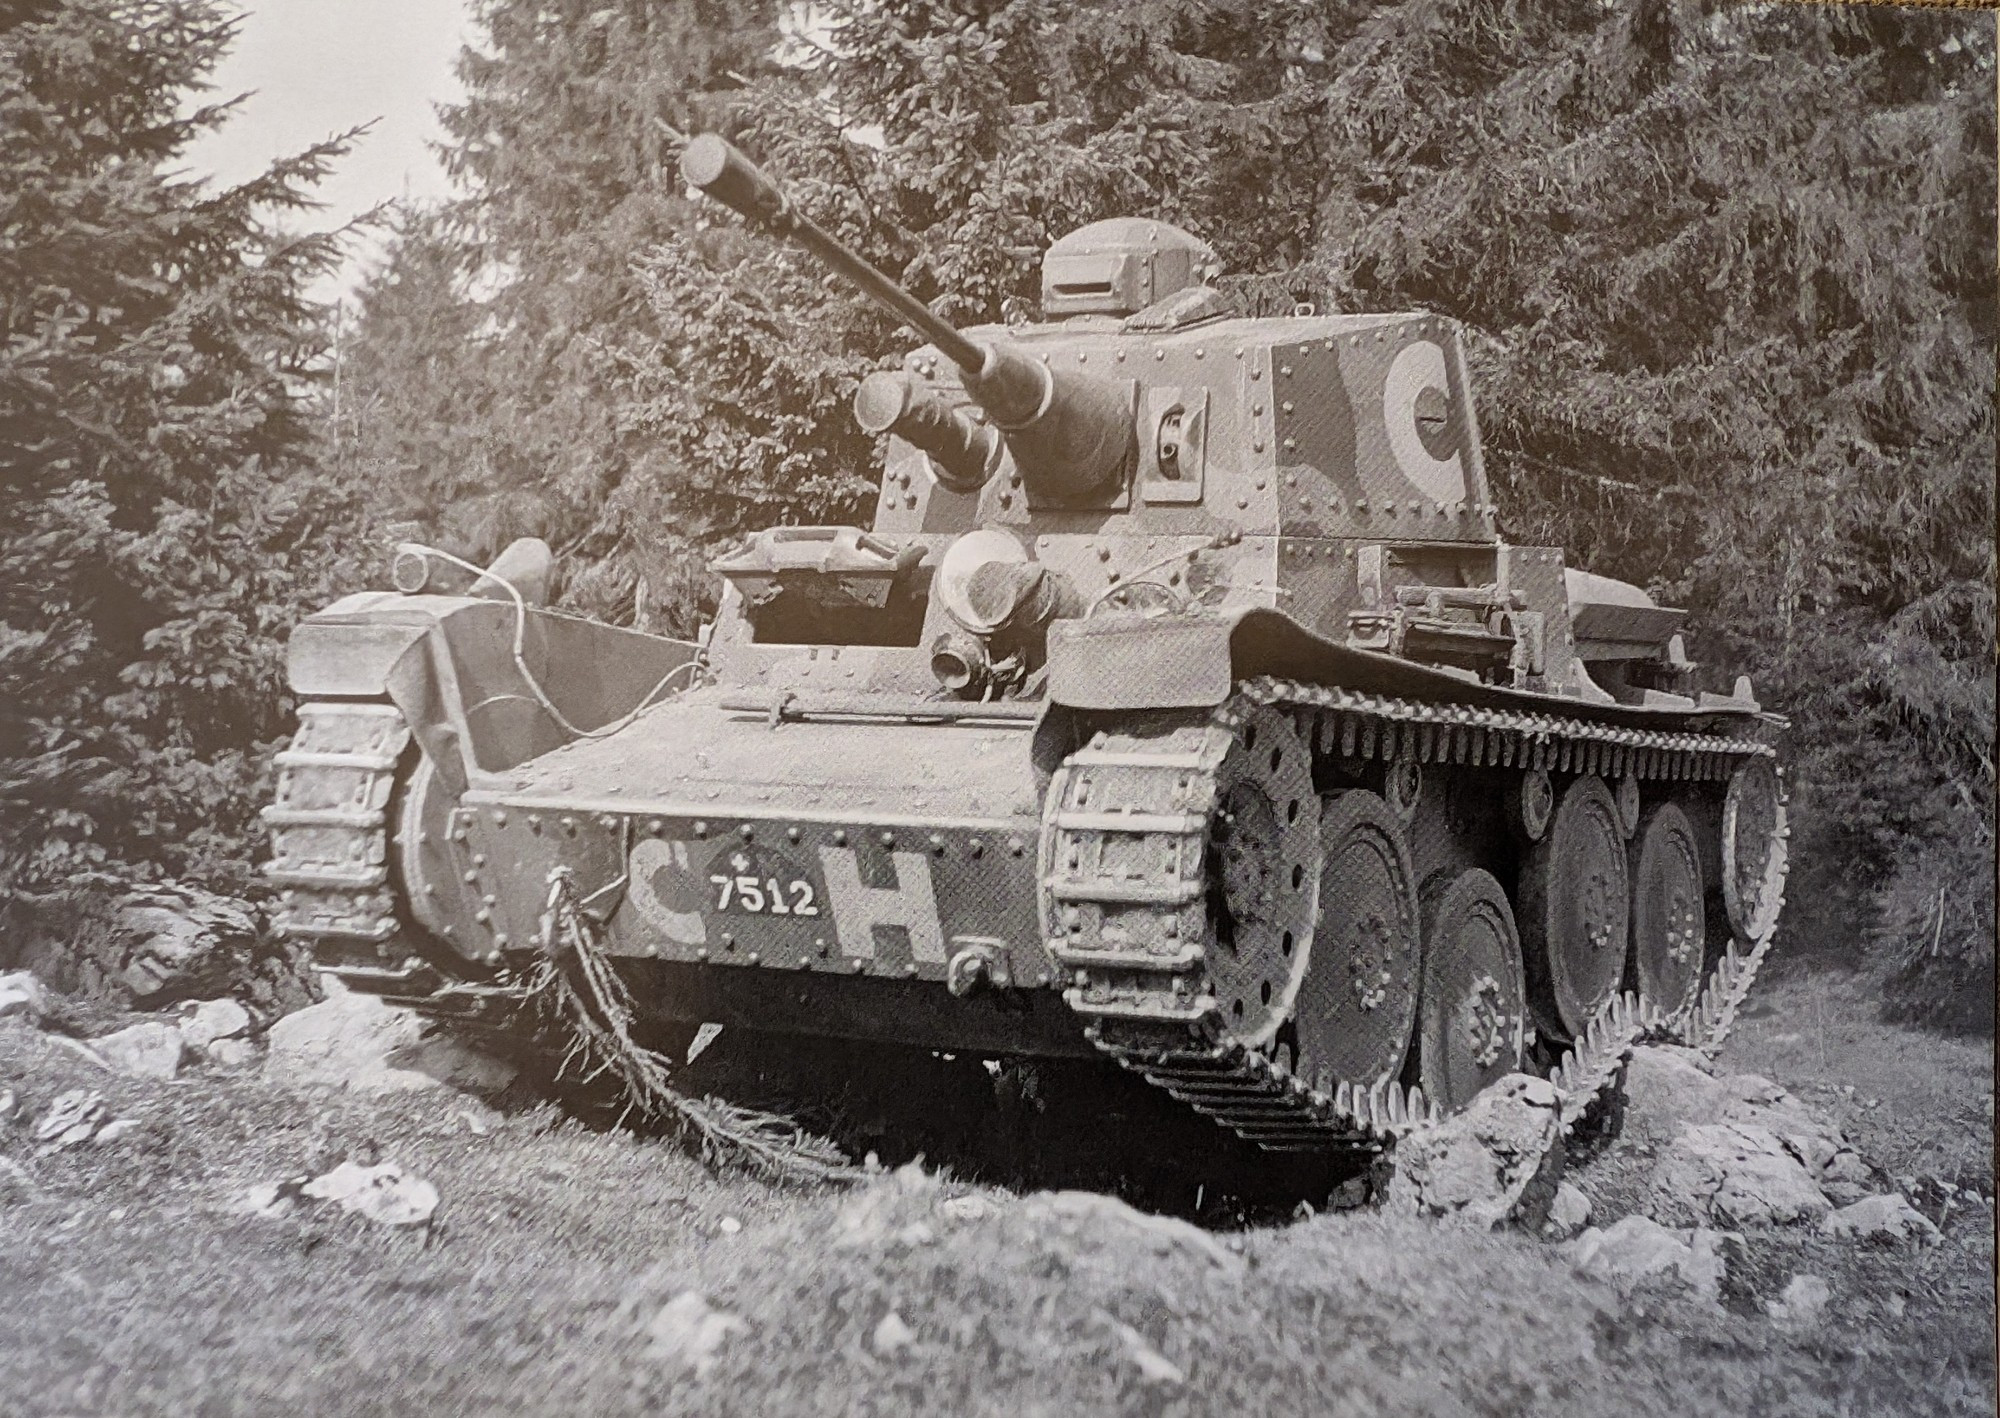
{"left": 263, "top": 700, "right": 528, "bottom": 1034}
{"left": 263, "top": 700, "right": 408, "bottom": 951}
{"left": 267, "top": 688, "right": 1784, "bottom": 1145}
{"left": 1043, "top": 674, "right": 1784, "bottom": 1150}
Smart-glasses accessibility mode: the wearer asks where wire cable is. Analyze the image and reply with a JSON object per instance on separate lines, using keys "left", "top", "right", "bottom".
{"left": 403, "top": 543, "right": 706, "bottom": 741}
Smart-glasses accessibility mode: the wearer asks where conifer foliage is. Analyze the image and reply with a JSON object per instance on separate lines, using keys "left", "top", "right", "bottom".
{"left": 353, "top": 0, "right": 1993, "bottom": 1023}
{"left": 0, "top": 1, "right": 364, "bottom": 905}
{"left": 335, "top": 0, "right": 780, "bottom": 635}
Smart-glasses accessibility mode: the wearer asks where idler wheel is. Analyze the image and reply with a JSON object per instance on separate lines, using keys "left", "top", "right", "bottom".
{"left": 1518, "top": 773, "right": 1630, "bottom": 1040}
{"left": 1416, "top": 868, "right": 1527, "bottom": 1112}
{"left": 1203, "top": 706, "right": 1320, "bottom": 1049}
{"left": 393, "top": 752, "right": 461, "bottom": 945}
{"left": 1288, "top": 790, "right": 1420, "bottom": 1094}
{"left": 1628, "top": 802, "right": 1706, "bottom": 1016}
{"left": 1722, "top": 757, "right": 1788, "bottom": 945}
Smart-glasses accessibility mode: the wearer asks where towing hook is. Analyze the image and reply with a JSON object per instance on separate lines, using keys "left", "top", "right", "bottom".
{"left": 946, "top": 939, "right": 1013, "bottom": 997}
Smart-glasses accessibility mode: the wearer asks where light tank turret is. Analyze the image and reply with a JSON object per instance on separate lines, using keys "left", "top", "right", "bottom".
{"left": 263, "top": 136, "right": 1790, "bottom": 1155}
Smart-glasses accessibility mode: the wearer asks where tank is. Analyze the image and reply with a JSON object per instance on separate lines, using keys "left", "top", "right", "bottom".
{"left": 263, "top": 136, "right": 1789, "bottom": 1149}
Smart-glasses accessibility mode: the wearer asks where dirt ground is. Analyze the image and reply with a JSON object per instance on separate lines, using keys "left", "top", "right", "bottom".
{"left": 0, "top": 961, "right": 1991, "bottom": 1417}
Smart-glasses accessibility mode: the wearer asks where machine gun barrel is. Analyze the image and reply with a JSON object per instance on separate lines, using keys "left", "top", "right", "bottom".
{"left": 681, "top": 134, "right": 1134, "bottom": 503}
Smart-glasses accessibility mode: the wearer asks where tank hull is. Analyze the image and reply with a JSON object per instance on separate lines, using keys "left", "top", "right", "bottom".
{"left": 446, "top": 691, "right": 1064, "bottom": 1053}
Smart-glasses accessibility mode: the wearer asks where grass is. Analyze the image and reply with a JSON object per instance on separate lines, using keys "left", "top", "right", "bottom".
{"left": 1720, "top": 962, "right": 1993, "bottom": 1188}
{"left": 0, "top": 956, "right": 1991, "bottom": 1417}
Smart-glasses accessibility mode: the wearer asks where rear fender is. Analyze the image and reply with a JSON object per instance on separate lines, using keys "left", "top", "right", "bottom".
{"left": 288, "top": 592, "right": 699, "bottom": 795}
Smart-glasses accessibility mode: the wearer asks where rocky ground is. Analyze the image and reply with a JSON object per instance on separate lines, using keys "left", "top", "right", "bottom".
{"left": 0, "top": 956, "right": 1991, "bottom": 1418}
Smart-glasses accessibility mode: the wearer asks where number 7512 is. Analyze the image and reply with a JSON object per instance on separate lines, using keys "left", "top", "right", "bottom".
{"left": 709, "top": 874, "right": 820, "bottom": 916}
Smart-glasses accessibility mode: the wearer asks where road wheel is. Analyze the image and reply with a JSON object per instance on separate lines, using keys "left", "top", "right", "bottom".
{"left": 1518, "top": 774, "right": 1629, "bottom": 1039}
{"left": 1628, "top": 802, "right": 1705, "bottom": 1016}
{"left": 1203, "top": 706, "right": 1321, "bottom": 1049}
{"left": 1287, "top": 790, "right": 1420, "bottom": 1095}
{"left": 1416, "top": 868, "right": 1528, "bottom": 1112}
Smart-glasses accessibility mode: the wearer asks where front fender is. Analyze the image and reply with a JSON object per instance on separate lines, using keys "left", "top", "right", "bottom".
{"left": 287, "top": 592, "right": 699, "bottom": 795}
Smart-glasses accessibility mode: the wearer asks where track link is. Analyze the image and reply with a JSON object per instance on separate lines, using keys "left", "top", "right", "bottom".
{"left": 262, "top": 700, "right": 532, "bottom": 1028}
{"left": 263, "top": 701, "right": 408, "bottom": 949}
{"left": 1043, "top": 675, "right": 1786, "bottom": 1150}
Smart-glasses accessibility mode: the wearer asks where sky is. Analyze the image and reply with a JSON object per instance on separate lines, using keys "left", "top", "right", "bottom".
{"left": 183, "top": 0, "right": 475, "bottom": 297}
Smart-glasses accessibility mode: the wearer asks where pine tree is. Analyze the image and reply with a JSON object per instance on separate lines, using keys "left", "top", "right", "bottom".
{"left": 1295, "top": 1, "right": 1995, "bottom": 1017}
{"left": 0, "top": 0, "right": 365, "bottom": 903}
{"left": 339, "top": 0, "right": 778, "bottom": 635}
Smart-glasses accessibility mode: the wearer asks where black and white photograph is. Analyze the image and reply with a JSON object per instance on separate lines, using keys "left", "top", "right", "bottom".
{"left": 1, "top": 0, "right": 1994, "bottom": 1412}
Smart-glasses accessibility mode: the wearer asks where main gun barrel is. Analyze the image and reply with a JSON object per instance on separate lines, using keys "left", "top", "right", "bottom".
{"left": 680, "top": 134, "right": 1133, "bottom": 503}
{"left": 680, "top": 134, "right": 988, "bottom": 376}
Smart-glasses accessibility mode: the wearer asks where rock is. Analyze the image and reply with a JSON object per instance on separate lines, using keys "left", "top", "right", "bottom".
{"left": 1624, "top": 1052, "right": 1868, "bottom": 1201}
{"left": 0, "top": 1088, "right": 15, "bottom": 1123}
{"left": 106, "top": 884, "right": 263, "bottom": 1001}
{"left": 1767, "top": 1274, "right": 1832, "bottom": 1330}
{"left": 44, "top": 1121, "right": 98, "bottom": 1150}
{"left": 1650, "top": 1122, "right": 1832, "bottom": 1228}
{"left": 871, "top": 1310, "right": 915, "bottom": 1357}
{"left": 393, "top": 1033, "right": 518, "bottom": 1093}
{"left": 718, "top": 1215, "right": 742, "bottom": 1236}
{"left": 90, "top": 1021, "right": 185, "bottom": 1079}
{"left": 242, "top": 1179, "right": 303, "bottom": 1218}
{"left": 0, "top": 970, "right": 51, "bottom": 1023}
{"left": 1621, "top": 1046, "right": 1732, "bottom": 1145}
{"left": 264, "top": 992, "right": 514, "bottom": 1094}
{"left": 178, "top": 998, "right": 250, "bottom": 1051}
{"left": 47, "top": 1035, "right": 113, "bottom": 1072}
{"left": 264, "top": 991, "right": 421, "bottom": 1089}
{"left": 1024, "top": 1189, "right": 1245, "bottom": 1276}
{"left": 1818, "top": 1149, "right": 1879, "bottom": 1208}
{"left": 93, "top": 1118, "right": 142, "bottom": 1145}
{"left": 1543, "top": 1182, "right": 1593, "bottom": 1241}
{"left": 941, "top": 1195, "right": 995, "bottom": 1223}
{"left": 33, "top": 1090, "right": 105, "bottom": 1143}
{"left": 1722, "top": 1084, "right": 1849, "bottom": 1161}
{"left": 1822, "top": 1193, "right": 1942, "bottom": 1243}
{"left": 1328, "top": 1175, "right": 1371, "bottom": 1210}
{"left": 643, "top": 1292, "right": 747, "bottom": 1377}
{"left": 1387, "top": 1073, "right": 1563, "bottom": 1230}
{"left": 301, "top": 1160, "right": 440, "bottom": 1226}
{"left": 206, "top": 1037, "right": 258, "bottom": 1070}
{"left": 1569, "top": 1215, "right": 1729, "bottom": 1304}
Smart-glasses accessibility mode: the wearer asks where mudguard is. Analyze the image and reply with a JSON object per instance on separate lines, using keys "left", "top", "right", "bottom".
{"left": 287, "top": 592, "right": 699, "bottom": 794}
{"left": 1044, "top": 607, "right": 1763, "bottom": 725}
